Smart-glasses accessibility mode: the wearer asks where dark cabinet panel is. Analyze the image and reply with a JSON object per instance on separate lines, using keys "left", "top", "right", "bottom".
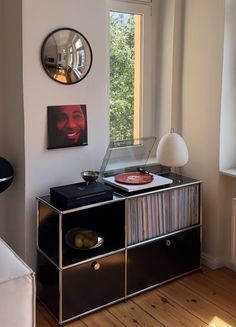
{"left": 38, "top": 203, "right": 60, "bottom": 266}
{"left": 127, "top": 227, "right": 201, "bottom": 295}
{"left": 62, "top": 252, "right": 125, "bottom": 320}
{"left": 37, "top": 251, "right": 60, "bottom": 320}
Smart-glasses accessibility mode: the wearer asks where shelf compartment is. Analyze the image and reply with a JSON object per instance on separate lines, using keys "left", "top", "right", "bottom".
{"left": 37, "top": 199, "right": 125, "bottom": 267}
{"left": 127, "top": 184, "right": 200, "bottom": 245}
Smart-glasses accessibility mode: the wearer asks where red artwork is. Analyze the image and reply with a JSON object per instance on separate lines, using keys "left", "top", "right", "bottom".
{"left": 47, "top": 104, "right": 88, "bottom": 149}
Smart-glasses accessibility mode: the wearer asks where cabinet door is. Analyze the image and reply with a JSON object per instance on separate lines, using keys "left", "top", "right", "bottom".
{"left": 62, "top": 251, "right": 125, "bottom": 321}
{"left": 127, "top": 227, "right": 200, "bottom": 295}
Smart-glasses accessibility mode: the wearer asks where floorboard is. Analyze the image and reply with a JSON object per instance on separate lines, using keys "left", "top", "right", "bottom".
{"left": 37, "top": 267, "right": 236, "bottom": 327}
{"left": 133, "top": 289, "right": 207, "bottom": 327}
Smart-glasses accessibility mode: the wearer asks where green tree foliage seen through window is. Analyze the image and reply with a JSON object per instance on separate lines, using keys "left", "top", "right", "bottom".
{"left": 109, "top": 13, "right": 135, "bottom": 141}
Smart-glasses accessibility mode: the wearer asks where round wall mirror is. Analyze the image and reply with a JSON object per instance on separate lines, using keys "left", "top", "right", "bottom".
{"left": 41, "top": 28, "right": 93, "bottom": 85}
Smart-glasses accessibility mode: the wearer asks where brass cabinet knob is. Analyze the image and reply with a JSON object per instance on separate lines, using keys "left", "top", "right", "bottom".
{"left": 92, "top": 261, "right": 101, "bottom": 270}
{"left": 165, "top": 239, "right": 171, "bottom": 247}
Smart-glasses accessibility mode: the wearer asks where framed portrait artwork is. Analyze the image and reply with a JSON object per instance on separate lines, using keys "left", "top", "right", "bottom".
{"left": 47, "top": 104, "right": 88, "bottom": 149}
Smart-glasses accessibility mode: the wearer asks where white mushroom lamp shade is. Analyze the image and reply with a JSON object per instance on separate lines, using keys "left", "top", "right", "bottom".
{"left": 156, "top": 132, "right": 189, "bottom": 168}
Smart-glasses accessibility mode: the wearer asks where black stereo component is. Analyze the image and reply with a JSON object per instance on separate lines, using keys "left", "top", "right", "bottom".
{"left": 50, "top": 182, "right": 113, "bottom": 209}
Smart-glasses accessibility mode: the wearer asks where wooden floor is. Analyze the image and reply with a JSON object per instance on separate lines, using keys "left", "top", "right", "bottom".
{"left": 37, "top": 267, "right": 236, "bottom": 327}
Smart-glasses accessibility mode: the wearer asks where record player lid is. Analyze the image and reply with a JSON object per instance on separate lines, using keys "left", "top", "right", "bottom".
{"left": 100, "top": 137, "right": 157, "bottom": 177}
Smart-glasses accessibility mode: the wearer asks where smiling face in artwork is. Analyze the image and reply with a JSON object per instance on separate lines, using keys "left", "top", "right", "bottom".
{"left": 56, "top": 105, "right": 86, "bottom": 144}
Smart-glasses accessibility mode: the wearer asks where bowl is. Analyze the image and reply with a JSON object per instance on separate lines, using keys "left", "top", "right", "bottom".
{"left": 65, "top": 228, "right": 104, "bottom": 250}
{"left": 81, "top": 170, "right": 99, "bottom": 183}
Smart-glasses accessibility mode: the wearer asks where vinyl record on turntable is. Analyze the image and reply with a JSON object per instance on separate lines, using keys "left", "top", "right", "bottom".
{"left": 114, "top": 172, "right": 154, "bottom": 185}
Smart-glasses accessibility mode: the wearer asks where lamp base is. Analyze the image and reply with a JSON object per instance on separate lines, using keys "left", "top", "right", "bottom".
{"left": 171, "top": 167, "right": 184, "bottom": 184}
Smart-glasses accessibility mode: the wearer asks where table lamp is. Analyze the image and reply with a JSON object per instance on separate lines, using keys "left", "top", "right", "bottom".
{"left": 156, "top": 130, "right": 189, "bottom": 175}
{"left": 0, "top": 157, "right": 14, "bottom": 193}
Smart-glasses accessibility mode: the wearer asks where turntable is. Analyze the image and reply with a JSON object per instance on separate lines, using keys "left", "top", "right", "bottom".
{"left": 100, "top": 137, "right": 173, "bottom": 193}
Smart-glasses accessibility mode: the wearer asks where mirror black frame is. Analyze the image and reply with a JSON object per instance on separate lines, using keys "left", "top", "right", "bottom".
{"left": 41, "top": 28, "right": 93, "bottom": 85}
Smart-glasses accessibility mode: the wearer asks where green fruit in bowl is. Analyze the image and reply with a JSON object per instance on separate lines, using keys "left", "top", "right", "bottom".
{"left": 73, "top": 230, "right": 98, "bottom": 249}
{"left": 83, "top": 238, "right": 90, "bottom": 248}
{"left": 74, "top": 235, "right": 84, "bottom": 248}
{"left": 83, "top": 236, "right": 97, "bottom": 248}
{"left": 88, "top": 239, "right": 97, "bottom": 247}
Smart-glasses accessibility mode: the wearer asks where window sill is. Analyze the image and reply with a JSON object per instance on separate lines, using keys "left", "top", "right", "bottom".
{"left": 220, "top": 168, "right": 236, "bottom": 177}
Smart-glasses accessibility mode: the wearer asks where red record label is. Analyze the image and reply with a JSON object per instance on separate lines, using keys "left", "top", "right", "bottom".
{"left": 114, "top": 172, "right": 153, "bottom": 185}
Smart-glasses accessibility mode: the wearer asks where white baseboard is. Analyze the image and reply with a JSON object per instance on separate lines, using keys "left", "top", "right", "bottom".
{"left": 224, "top": 261, "right": 236, "bottom": 272}
{"left": 201, "top": 252, "right": 224, "bottom": 269}
{"left": 201, "top": 252, "right": 236, "bottom": 272}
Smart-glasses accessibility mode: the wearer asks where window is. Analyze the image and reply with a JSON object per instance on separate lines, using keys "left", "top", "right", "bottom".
{"left": 108, "top": 1, "right": 152, "bottom": 142}
{"left": 109, "top": 11, "right": 141, "bottom": 141}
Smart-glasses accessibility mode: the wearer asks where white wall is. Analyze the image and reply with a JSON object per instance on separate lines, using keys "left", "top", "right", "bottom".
{"left": 155, "top": 0, "right": 175, "bottom": 137}
{"left": 22, "top": 0, "right": 110, "bottom": 265}
{"left": 0, "top": 0, "right": 5, "bottom": 235}
{"left": 0, "top": 0, "right": 25, "bottom": 257}
{"left": 182, "top": 0, "right": 224, "bottom": 265}
{"left": 0, "top": 0, "right": 162, "bottom": 266}
{"left": 155, "top": 0, "right": 186, "bottom": 137}
{"left": 219, "top": 0, "right": 236, "bottom": 269}
{"left": 181, "top": 0, "right": 236, "bottom": 269}
{"left": 0, "top": 0, "right": 3, "bottom": 152}
{"left": 1, "top": 0, "right": 235, "bottom": 270}
{"left": 21, "top": 0, "right": 165, "bottom": 266}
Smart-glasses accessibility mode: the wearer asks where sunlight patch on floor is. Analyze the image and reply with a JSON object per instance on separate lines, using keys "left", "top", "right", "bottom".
{"left": 210, "top": 316, "right": 232, "bottom": 327}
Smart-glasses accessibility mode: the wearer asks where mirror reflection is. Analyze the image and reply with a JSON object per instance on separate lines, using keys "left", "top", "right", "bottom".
{"left": 41, "top": 28, "right": 92, "bottom": 85}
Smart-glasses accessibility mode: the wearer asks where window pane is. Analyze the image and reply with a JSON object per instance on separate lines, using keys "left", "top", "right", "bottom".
{"left": 109, "top": 11, "right": 141, "bottom": 142}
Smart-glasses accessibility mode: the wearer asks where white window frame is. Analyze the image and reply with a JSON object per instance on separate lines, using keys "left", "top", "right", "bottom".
{"left": 108, "top": 0, "right": 154, "bottom": 141}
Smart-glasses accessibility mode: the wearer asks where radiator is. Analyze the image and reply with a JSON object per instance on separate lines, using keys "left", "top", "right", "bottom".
{"left": 231, "top": 198, "right": 236, "bottom": 264}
